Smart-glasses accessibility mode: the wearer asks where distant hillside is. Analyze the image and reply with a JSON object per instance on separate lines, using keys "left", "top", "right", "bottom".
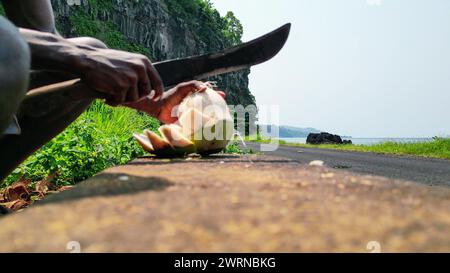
{"left": 260, "top": 125, "right": 321, "bottom": 138}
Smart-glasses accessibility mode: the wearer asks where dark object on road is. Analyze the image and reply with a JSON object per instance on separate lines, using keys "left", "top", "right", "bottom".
{"left": 307, "top": 132, "right": 352, "bottom": 145}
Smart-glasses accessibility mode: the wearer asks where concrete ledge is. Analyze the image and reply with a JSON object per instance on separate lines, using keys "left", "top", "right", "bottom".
{"left": 0, "top": 155, "right": 449, "bottom": 252}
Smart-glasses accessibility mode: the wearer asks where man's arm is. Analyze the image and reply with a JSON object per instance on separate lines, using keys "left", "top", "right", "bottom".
{"left": 1, "top": 0, "right": 56, "bottom": 33}
{"left": 2, "top": 0, "right": 164, "bottom": 104}
{"left": 20, "top": 28, "right": 164, "bottom": 104}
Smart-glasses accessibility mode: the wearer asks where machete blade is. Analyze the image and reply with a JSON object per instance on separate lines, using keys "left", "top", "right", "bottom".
{"left": 21, "top": 24, "right": 291, "bottom": 118}
{"left": 155, "top": 23, "right": 291, "bottom": 87}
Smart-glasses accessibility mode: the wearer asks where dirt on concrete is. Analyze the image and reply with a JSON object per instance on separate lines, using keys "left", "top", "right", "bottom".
{"left": 0, "top": 155, "right": 449, "bottom": 252}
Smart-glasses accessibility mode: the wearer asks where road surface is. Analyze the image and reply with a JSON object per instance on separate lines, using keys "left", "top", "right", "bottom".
{"left": 245, "top": 142, "right": 450, "bottom": 187}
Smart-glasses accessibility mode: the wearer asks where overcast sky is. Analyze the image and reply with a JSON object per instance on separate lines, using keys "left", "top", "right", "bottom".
{"left": 210, "top": 0, "right": 450, "bottom": 138}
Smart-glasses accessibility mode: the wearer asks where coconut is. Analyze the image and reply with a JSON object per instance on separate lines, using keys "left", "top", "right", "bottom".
{"left": 134, "top": 87, "right": 234, "bottom": 157}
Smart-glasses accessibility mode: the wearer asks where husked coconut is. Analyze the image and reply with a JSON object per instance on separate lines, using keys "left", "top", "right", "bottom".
{"left": 134, "top": 86, "right": 234, "bottom": 157}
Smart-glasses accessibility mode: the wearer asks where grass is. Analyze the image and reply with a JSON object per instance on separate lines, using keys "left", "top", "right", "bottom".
{"left": 2, "top": 101, "right": 247, "bottom": 187}
{"left": 222, "top": 140, "right": 253, "bottom": 155}
{"left": 0, "top": 0, "right": 248, "bottom": 189}
{"left": 250, "top": 137, "right": 450, "bottom": 160}
{"left": 3, "top": 101, "right": 160, "bottom": 187}
{"left": 1, "top": 3, "right": 155, "bottom": 188}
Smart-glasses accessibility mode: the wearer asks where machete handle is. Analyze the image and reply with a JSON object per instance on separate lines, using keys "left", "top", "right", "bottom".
{"left": 21, "top": 79, "right": 106, "bottom": 118}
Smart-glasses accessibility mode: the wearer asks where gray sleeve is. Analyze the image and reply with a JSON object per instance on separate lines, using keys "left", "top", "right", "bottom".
{"left": 2, "top": 115, "right": 21, "bottom": 135}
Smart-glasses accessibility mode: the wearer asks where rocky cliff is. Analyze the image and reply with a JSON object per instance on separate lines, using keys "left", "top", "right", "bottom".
{"left": 51, "top": 0, "right": 255, "bottom": 107}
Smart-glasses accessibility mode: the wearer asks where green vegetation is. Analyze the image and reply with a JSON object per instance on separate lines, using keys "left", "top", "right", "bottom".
{"left": 70, "top": 14, "right": 151, "bottom": 56}
{"left": 251, "top": 137, "right": 450, "bottom": 160}
{"left": 1, "top": 0, "right": 246, "bottom": 188}
{"left": 166, "top": 0, "right": 243, "bottom": 49}
{"left": 222, "top": 12, "right": 243, "bottom": 46}
{"left": 222, "top": 141, "right": 253, "bottom": 155}
{"left": 2, "top": 0, "right": 161, "bottom": 187}
{"left": 68, "top": 1, "right": 152, "bottom": 57}
{"left": 3, "top": 102, "right": 160, "bottom": 187}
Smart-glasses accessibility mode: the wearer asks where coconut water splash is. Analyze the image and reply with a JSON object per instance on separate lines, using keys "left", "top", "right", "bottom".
{"left": 233, "top": 131, "right": 254, "bottom": 164}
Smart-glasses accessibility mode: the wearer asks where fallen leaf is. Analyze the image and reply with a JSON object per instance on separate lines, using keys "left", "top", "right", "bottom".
{"left": 0, "top": 172, "right": 67, "bottom": 214}
{"left": 0, "top": 199, "right": 30, "bottom": 211}
{"left": 35, "top": 180, "right": 49, "bottom": 196}
{"left": 3, "top": 182, "right": 30, "bottom": 202}
{"left": 34, "top": 172, "right": 59, "bottom": 198}
{"left": 58, "top": 186, "right": 74, "bottom": 192}
{"left": 0, "top": 190, "right": 5, "bottom": 203}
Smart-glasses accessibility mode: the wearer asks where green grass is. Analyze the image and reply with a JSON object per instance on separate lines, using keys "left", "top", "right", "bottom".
{"left": 250, "top": 137, "right": 450, "bottom": 160}
{"left": 2, "top": 101, "right": 248, "bottom": 187}
{"left": 222, "top": 140, "right": 253, "bottom": 155}
{"left": 1, "top": 1, "right": 157, "bottom": 188}
{"left": 0, "top": 0, "right": 248, "bottom": 189}
{"left": 3, "top": 101, "right": 160, "bottom": 187}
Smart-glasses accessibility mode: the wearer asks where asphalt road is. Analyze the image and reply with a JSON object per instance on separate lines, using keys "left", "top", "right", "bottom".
{"left": 245, "top": 142, "right": 450, "bottom": 187}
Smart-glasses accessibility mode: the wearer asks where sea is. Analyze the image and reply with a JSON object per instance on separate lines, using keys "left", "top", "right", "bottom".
{"left": 278, "top": 137, "right": 434, "bottom": 146}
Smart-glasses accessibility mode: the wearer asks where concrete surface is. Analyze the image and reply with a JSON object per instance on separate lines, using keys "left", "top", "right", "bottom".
{"left": 0, "top": 155, "right": 449, "bottom": 252}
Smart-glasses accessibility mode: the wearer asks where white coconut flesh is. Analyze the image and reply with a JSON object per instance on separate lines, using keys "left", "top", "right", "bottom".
{"left": 134, "top": 87, "right": 234, "bottom": 157}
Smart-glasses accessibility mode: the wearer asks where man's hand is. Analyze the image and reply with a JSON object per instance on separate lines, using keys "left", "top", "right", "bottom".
{"left": 19, "top": 28, "right": 164, "bottom": 104}
{"left": 82, "top": 47, "right": 164, "bottom": 105}
{"left": 124, "top": 81, "right": 226, "bottom": 124}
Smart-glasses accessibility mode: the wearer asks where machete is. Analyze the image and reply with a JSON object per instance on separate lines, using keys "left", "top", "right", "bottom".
{"left": 22, "top": 23, "right": 291, "bottom": 117}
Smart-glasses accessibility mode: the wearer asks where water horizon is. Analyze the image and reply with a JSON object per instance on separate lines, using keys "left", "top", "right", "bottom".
{"left": 278, "top": 137, "right": 434, "bottom": 146}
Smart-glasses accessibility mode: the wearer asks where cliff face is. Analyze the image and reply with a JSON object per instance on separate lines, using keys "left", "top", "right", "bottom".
{"left": 51, "top": 0, "right": 255, "bottom": 107}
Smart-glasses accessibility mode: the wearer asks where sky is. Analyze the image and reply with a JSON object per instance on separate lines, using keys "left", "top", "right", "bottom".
{"left": 210, "top": 0, "right": 450, "bottom": 138}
